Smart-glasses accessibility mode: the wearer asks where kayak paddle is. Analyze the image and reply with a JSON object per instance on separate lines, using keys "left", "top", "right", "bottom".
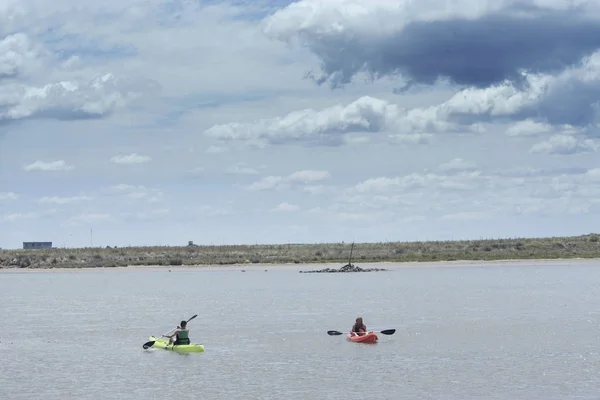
{"left": 327, "top": 329, "right": 396, "bottom": 336}
{"left": 142, "top": 314, "right": 198, "bottom": 349}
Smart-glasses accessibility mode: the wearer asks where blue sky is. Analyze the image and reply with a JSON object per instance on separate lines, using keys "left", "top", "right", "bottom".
{"left": 1, "top": 0, "right": 600, "bottom": 249}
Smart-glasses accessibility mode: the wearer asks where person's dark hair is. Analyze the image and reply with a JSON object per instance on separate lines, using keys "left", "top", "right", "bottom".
{"left": 180, "top": 320, "right": 187, "bottom": 328}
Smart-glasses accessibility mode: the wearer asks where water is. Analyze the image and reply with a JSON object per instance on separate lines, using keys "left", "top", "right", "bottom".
{"left": 2, "top": 261, "right": 600, "bottom": 399}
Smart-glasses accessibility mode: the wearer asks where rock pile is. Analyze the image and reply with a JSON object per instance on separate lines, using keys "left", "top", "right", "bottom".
{"left": 299, "top": 263, "right": 387, "bottom": 273}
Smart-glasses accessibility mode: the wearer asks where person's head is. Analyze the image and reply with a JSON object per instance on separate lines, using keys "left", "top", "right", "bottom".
{"left": 355, "top": 317, "right": 363, "bottom": 325}
{"left": 180, "top": 320, "right": 187, "bottom": 329}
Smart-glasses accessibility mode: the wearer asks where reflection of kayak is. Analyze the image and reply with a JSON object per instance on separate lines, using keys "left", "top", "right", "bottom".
{"left": 147, "top": 336, "right": 205, "bottom": 353}
{"left": 347, "top": 332, "right": 378, "bottom": 343}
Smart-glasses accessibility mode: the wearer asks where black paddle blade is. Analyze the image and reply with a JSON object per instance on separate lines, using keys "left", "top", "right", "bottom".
{"left": 187, "top": 314, "right": 198, "bottom": 323}
{"left": 380, "top": 329, "right": 396, "bottom": 335}
{"left": 327, "top": 330, "right": 343, "bottom": 336}
{"left": 142, "top": 341, "right": 156, "bottom": 349}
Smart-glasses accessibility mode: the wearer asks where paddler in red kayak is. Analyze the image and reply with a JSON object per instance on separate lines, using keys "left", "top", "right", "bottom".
{"left": 350, "top": 317, "right": 367, "bottom": 336}
{"left": 163, "top": 320, "right": 191, "bottom": 346}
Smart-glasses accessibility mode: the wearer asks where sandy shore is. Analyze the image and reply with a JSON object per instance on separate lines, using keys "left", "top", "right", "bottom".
{"left": 1, "top": 258, "right": 598, "bottom": 273}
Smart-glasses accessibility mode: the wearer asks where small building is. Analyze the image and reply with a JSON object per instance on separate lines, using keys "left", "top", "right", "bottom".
{"left": 23, "top": 242, "right": 52, "bottom": 250}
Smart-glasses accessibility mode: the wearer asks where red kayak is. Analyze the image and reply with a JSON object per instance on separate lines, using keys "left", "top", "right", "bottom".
{"left": 347, "top": 332, "right": 378, "bottom": 343}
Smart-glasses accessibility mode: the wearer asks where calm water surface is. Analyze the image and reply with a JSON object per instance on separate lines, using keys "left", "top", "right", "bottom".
{"left": 2, "top": 261, "right": 600, "bottom": 399}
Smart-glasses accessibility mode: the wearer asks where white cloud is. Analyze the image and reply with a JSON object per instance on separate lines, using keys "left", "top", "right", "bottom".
{"left": 288, "top": 170, "right": 330, "bottom": 182}
{"left": 204, "top": 96, "right": 394, "bottom": 144}
{"left": 0, "top": 33, "right": 39, "bottom": 79}
{"left": 506, "top": 120, "right": 567, "bottom": 137}
{"left": 38, "top": 195, "right": 92, "bottom": 204}
{"left": 107, "top": 184, "right": 139, "bottom": 192}
{"left": 105, "top": 184, "right": 162, "bottom": 202}
{"left": 2, "top": 74, "right": 156, "bottom": 122}
{"left": 110, "top": 153, "right": 152, "bottom": 164}
{"left": 1, "top": 212, "right": 37, "bottom": 222}
{"left": 0, "top": 192, "right": 18, "bottom": 200}
{"left": 204, "top": 95, "right": 481, "bottom": 146}
{"left": 225, "top": 164, "right": 260, "bottom": 175}
{"left": 23, "top": 160, "right": 74, "bottom": 172}
{"left": 1, "top": 209, "right": 56, "bottom": 222}
{"left": 438, "top": 158, "right": 477, "bottom": 173}
{"left": 247, "top": 176, "right": 284, "bottom": 191}
{"left": 352, "top": 171, "right": 484, "bottom": 194}
{"left": 195, "top": 205, "right": 232, "bottom": 217}
{"left": 272, "top": 202, "right": 299, "bottom": 212}
{"left": 432, "top": 51, "right": 600, "bottom": 130}
{"left": 530, "top": 135, "right": 598, "bottom": 155}
{"left": 247, "top": 170, "right": 330, "bottom": 191}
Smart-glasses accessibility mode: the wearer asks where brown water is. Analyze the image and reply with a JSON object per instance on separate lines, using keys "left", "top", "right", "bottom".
{"left": 1, "top": 261, "right": 600, "bottom": 399}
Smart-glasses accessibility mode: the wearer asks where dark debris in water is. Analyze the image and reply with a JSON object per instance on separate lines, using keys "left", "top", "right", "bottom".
{"left": 299, "top": 263, "right": 387, "bottom": 273}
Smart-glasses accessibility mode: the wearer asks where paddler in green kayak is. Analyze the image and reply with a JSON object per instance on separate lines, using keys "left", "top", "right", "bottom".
{"left": 162, "top": 320, "right": 191, "bottom": 346}
{"left": 350, "top": 317, "right": 367, "bottom": 337}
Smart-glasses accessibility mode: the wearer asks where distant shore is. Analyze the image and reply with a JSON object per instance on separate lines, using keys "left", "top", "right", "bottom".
{"left": 1, "top": 233, "right": 600, "bottom": 270}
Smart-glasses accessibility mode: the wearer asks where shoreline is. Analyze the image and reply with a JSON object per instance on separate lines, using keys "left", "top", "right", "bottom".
{"left": 2, "top": 233, "right": 600, "bottom": 270}
{"left": 0, "top": 257, "right": 598, "bottom": 273}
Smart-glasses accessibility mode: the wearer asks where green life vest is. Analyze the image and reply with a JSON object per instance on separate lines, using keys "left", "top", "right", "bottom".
{"left": 177, "top": 329, "right": 189, "bottom": 340}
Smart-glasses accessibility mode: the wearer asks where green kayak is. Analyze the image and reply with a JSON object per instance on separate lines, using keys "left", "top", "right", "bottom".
{"left": 147, "top": 336, "right": 205, "bottom": 353}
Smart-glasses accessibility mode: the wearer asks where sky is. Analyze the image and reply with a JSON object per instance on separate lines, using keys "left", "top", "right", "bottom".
{"left": 1, "top": 0, "right": 600, "bottom": 249}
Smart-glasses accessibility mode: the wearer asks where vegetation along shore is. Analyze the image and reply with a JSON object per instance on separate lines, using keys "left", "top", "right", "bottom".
{"left": 1, "top": 234, "right": 600, "bottom": 269}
